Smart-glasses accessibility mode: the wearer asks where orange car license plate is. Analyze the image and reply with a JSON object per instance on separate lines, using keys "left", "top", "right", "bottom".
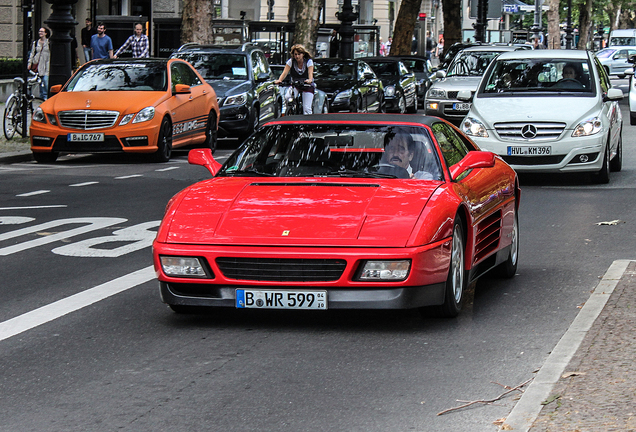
{"left": 67, "top": 133, "right": 105, "bottom": 142}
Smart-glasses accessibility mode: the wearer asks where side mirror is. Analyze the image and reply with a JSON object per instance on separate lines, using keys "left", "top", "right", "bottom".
{"left": 188, "top": 149, "right": 223, "bottom": 176}
{"left": 604, "top": 88, "right": 624, "bottom": 102}
{"left": 456, "top": 89, "right": 472, "bottom": 102}
{"left": 435, "top": 70, "right": 446, "bottom": 79}
{"left": 174, "top": 84, "right": 191, "bottom": 94}
{"left": 49, "top": 84, "right": 62, "bottom": 96}
{"left": 449, "top": 151, "right": 496, "bottom": 180}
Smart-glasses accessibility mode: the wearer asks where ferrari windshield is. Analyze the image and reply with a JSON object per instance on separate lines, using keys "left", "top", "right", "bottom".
{"left": 66, "top": 62, "right": 168, "bottom": 91}
{"left": 218, "top": 124, "right": 444, "bottom": 180}
{"left": 481, "top": 58, "right": 594, "bottom": 94}
{"left": 446, "top": 51, "right": 502, "bottom": 77}
{"left": 171, "top": 53, "right": 248, "bottom": 80}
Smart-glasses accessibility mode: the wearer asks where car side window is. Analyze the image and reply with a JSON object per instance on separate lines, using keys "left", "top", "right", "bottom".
{"left": 431, "top": 123, "right": 470, "bottom": 168}
{"left": 594, "top": 57, "right": 610, "bottom": 93}
{"left": 171, "top": 62, "right": 201, "bottom": 89}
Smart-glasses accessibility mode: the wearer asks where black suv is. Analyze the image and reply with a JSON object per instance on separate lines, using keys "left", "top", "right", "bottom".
{"left": 172, "top": 43, "right": 281, "bottom": 140}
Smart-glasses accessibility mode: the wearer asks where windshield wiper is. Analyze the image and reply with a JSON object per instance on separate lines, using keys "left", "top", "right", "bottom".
{"left": 220, "top": 168, "right": 274, "bottom": 177}
{"left": 318, "top": 169, "right": 397, "bottom": 178}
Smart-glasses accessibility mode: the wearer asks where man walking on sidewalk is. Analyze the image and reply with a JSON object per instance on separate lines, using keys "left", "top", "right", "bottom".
{"left": 91, "top": 22, "right": 114, "bottom": 60}
{"left": 114, "top": 23, "right": 149, "bottom": 59}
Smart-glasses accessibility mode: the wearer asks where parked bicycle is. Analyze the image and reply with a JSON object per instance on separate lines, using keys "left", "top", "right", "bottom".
{"left": 3, "top": 71, "right": 41, "bottom": 139}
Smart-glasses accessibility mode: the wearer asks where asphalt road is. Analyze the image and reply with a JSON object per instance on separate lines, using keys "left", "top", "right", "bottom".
{"left": 1, "top": 93, "right": 635, "bottom": 431}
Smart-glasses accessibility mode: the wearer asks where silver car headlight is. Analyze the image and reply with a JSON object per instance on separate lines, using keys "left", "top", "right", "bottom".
{"left": 427, "top": 88, "right": 447, "bottom": 99}
{"left": 461, "top": 117, "right": 489, "bottom": 138}
{"left": 224, "top": 92, "right": 248, "bottom": 106}
{"left": 160, "top": 256, "right": 209, "bottom": 278}
{"left": 384, "top": 85, "right": 396, "bottom": 97}
{"left": 334, "top": 89, "right": 352, "bottom": 101}
{"left": 572, "top": 116, "right": 602, "bottom": 137}
{"left": 119, "top": 113, "right": 135, "bottom": 126}
{"left": 132, "top": 107, "right": 155, "bottom": 124}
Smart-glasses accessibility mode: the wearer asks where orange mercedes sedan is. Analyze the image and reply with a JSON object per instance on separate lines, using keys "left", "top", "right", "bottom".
{"left": 30, "top": 58, "right": 219, "bottom": 163}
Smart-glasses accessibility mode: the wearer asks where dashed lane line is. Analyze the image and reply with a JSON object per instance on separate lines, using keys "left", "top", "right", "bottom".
{"left": 16, "top": 190, "right": 50, "bottom": 197}
{"left": 69, "top": 181, "right": 99, "bottom": 187}
{"left": 0, "top": 266, "right": 155, "bottom": 343}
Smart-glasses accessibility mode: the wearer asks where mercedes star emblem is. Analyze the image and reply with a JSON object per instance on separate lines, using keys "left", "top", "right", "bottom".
{"left": 521, "top": 124, "right": 537, "bottom": 139}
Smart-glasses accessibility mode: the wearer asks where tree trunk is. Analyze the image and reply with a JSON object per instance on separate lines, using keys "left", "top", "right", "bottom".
{"left": 391, "top": 0, "right": 423, "bottom": 55}
{"left": 442, "top": 0, "right": 462, "bottom": 49}
{"left": 577, "top": 0, "right": 592, "bottom": 50}
{"left": 292, "top": 0, "right": 323, "bottom": 56}
{"left": 181, "top": 0, "right": 215, "bottom": 45}
{"left": 546, "top": 0, "right": 560, "bottom": 49}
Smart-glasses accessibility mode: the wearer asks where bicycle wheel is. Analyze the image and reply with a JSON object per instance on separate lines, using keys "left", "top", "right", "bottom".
{"left": 3, "top": 95, "right": 22, "bottom": 140}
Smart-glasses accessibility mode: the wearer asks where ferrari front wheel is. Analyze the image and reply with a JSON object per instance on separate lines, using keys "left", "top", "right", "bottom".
{"left": 437, "top": 217, "right": 466, "bottom": 318}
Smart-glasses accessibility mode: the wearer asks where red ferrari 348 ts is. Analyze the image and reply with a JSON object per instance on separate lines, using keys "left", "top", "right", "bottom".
{"left": 153, "top": 114, "right": 520, "bottom": 317}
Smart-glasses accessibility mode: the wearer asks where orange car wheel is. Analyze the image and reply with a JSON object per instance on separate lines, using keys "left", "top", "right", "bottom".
{"left": 153, "top": 117, "right": 172, "bottom": 163}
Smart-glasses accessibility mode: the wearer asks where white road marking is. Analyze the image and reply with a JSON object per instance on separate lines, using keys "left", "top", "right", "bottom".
{"left": 17, "top": 190, "right": 50, "bottom": 197}
{"left": 70, "top": 181, "right": 99, "bottom": 187}
{"left": 115, "top": 175, "right": 143, "bottom": 179}
{"left": 0, "top": 205, "right": 67, "bottom": 210}
{"left": 0, "top": 216, "right": 35, "bottom": 225}
{"left": 155, "top": 166, "right": 179, "bottom": 172}
{"left": 0, "top": 266, "right": 155, "bottom": 343}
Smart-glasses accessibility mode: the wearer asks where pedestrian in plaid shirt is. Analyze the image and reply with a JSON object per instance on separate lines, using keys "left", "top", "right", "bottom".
{"left": 114, "top": 23, "right": 149, "bottom": 58}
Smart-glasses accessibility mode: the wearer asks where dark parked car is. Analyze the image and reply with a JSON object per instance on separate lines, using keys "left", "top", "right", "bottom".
{"left": 172, "top": 43, "right": 281, "bottom": 140}
{"left": 388, "top": 55, "right": 433, "bottom": 106}
{"left": 365, "top": 57, "right": 418, "bottom": 113}
{"left": 313, "top": 58, "right": 384, "bottom": 113}
{"left": 270, "top": 64, "right": 330, "bottom": 115}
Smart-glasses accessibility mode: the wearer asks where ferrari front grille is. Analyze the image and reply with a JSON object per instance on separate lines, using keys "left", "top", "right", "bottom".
{"left": 494, "top": 122, "right": 566, "bottom": 140}
{"left": 58, "top": 110, "right": 119, "bottom": 130}
{"left": 216, "top": 257, "right": 347, "bottom": 282}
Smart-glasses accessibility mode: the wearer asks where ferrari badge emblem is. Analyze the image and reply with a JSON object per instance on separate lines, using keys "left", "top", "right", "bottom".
{"left": 282, "top": 230, "right": 290, "bottom": 236}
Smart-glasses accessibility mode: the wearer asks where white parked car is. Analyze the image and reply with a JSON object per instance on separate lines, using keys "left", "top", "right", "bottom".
{"left": 596, "top": 46, "right": 636, "bottom": 78}
{"left": 459, "top": 49, "right": 623, "bottom": 184}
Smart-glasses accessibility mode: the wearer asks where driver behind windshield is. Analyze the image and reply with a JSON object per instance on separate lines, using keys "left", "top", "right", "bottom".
{"left": 381, "top": 131, "right": 435, "bottom": 180}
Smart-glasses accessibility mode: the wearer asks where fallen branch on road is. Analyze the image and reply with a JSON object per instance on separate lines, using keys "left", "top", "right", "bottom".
{"left": 436, "top": 378, "right": 533, "bottom": 416}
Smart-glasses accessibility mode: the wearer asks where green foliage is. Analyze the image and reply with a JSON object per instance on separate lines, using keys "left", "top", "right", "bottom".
{"left": 0, "top": 58, "right": 24, "bottom": 79}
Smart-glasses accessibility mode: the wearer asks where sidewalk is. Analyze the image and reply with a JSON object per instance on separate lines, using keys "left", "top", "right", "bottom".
{"left": 501, "top": 260, "right": 636, "bottom": 431}
{"left": 0, "top": 101, "right": 37, "bottom": 163}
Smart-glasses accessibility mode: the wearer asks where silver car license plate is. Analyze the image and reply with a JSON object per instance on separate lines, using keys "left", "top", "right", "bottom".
{"left": 507, "top": 146, "right": 552, "bottom": 156}
{"left": 452, "top": 102, "right": 471, "bottom": 111}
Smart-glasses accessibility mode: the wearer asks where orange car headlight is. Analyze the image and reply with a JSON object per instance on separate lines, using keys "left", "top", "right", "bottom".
{"left": 132, "top": 107, "right": 155, "bottom": 124}
{"left": 119, "top": 113, "right": 135, "bottom": 126}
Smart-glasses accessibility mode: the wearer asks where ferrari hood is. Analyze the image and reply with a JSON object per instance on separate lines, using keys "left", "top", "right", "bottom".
{"left": 45, "top": 91, "right": 166, "bottom": 113}
{"left": 164, "top": 178, "right": 440, "bottom": 247}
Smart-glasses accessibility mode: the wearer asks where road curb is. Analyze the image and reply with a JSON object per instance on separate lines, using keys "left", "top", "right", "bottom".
{"left": 499, "top": 259, "right": 632, "bottom": 431}
{"left": 0, "top": 150, "right": 32, "bottom": 164}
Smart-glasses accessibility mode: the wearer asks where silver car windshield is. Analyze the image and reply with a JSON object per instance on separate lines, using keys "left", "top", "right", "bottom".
{"left": 447, "top": 51, "right": 502, "bottom": 77}
{"left": 482, "top": 59, "right": 594, "bottom": 93}
{"left": 218, "top": 124, "right": 444, "bottom": 180}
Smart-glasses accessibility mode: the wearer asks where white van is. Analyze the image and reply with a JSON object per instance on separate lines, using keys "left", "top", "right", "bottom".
{"left": 609, "top": 29, "right": 636, "bottom": 46}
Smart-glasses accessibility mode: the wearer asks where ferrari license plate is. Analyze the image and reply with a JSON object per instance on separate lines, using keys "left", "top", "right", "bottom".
{"left": 452, "top": 102, "right": 470, "bottom": 111}
{"left": 236, "top": 289, "right": 327, "bottom": 310}
{"left": 67, "top": 133, "right": 104, "bottom": 142}
{"left": 507, "top": 146, "right": 551, "bottom": 156}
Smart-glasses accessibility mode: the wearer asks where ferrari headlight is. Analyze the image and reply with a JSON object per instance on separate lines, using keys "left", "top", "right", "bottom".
{"left": 427, "top": 88, "right": 447, "bottom": 99}
{"left": 572, "top": 116, "right": 602, "bottom": 137}
{"left": 462, "top": 117, "right": 489, "bottom": 138}
{"left": 132, "top": 107, "right": 155, "bottom": 124}
{"left": 384, "top": 85, "right": 396, "bottom": 97}
{"left": 224, "top": 92, "right": 248, "bottom": 106}
{"left": 334, "top": 89, "right": 352, "bottom": 101}
{"left": 119, "top": 113, "right": 135, "bottom": 126}
{"left": 160, "top": 256, "right": 209, "bottom": 278}
{"left": 357, "top": 260, "right": 411, "bottom": 281}
{"left": 32, "top": 107, "right": 46, "bottom": 123}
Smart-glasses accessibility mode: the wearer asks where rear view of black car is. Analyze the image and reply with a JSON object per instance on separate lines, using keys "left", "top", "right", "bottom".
{"left": 172, "top": 43, "right": 281, "bottom": 140}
